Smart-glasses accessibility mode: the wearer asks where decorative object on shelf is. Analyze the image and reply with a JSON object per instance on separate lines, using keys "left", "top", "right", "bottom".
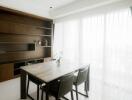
{"left": 34, "top": 39, "right": 49, "bottom": 47}
{"left": 33, "top": 40, "right": 37, "bottom": 47}
{"left": 38, "top": 40, "right": 42, "bottom": 46}
{"left": 42, "top": 39, "right": 48, "bottom": 46}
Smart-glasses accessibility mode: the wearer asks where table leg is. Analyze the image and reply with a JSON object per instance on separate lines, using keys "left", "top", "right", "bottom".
{"left": 45, "top": 93, "right": 48, "bottom": 100}
{"left": 20, "top": 70, "right": 27, "bottom": 99}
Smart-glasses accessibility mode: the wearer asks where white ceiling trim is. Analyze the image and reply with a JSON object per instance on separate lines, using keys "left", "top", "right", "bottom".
{"left": 50, "top": 0, "right": 130, "bottom": 19}
{"left": 54, "top": 0, "right": 132, "bottom": 23}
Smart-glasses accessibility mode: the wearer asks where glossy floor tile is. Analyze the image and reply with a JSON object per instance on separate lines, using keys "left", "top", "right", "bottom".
{"left": 0, "top": 78, "right": 89, "bottom": 100}
{"left": 0, "top": 77, "right": 132, "bottom": 100}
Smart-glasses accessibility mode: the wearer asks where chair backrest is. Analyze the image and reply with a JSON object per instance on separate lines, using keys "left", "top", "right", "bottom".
{"left": 76, "top": 65, "right": 89, "bottom": 85}
{"left": 86, "top": 65, "right": 90, "bottom": 91}
{"left": 58, "top": 73, "right": 74, "bottom": 97}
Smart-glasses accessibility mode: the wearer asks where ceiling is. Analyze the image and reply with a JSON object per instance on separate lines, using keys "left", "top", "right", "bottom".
{"left": 0, "top": 0, "right": 131, "bottom": 19}
{"left": 0, "top": 0, "right": 77, "bottom": 18}
{"left": 36, "top": 0, "right": 77, "bottom": 9}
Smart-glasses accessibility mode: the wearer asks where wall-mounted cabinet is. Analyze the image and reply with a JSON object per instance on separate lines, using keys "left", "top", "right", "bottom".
{"left": 0, "top": 7, "right": 53, "bottom": 82}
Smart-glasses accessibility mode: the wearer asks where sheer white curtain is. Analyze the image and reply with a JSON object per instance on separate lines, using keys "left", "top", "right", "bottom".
{"left": 53, "top": 20, "right": 79, "bottom": 62}
{"left": 53, "top": 8, "right": 132, "bottom": 100}
{"left": 81, "top": 15, "right": 105, "bottom": 100}
{"left": 103, "top": 9, "right": 132, "bottom": 100}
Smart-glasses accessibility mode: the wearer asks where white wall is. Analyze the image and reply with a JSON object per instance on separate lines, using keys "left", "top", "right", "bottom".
{"left": 0, "top": 0, "right": 51, "bottom": 18}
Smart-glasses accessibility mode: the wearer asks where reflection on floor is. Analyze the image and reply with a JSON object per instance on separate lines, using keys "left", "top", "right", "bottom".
{"left": 0, "top": 78, "right": 89, "bottom": 100}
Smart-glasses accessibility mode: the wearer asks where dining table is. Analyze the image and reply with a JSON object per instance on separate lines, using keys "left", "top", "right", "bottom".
{"left": 20, "top": 60, "right": 83, "bottom": 99}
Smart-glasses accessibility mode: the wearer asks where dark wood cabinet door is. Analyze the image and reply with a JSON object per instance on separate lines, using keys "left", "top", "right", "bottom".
{"left": 0, "top": 63, "right": 14, "bottom": 82}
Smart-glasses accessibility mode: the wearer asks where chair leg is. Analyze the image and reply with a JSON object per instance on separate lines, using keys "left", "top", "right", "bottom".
{"left": 85, "top": 82, "right": 88, "bottom": 97}
{"left": 46, "top": 92, "right": 49, "bottom": 100}
{"left": 55, "top": 97, "right": 61, "bottom": 100}
{"left": 62, "top": 96, "right": 69, "bottom": 100}
{"left": 71, "top": 91, "right": 74, "bottom": 100}
{"left": 37, "top": 85, "right": 39, "bottom": 100}
{"left": 75, "top": 85, "right": 78, "bottom": 100}
{"left": 27, "top": 80, "right": 35, "bottom": 100}
{"left": 85, "top": 81, "right": 87, "bottom": 91}
{"left": 27, "top": 79, "right": 29, "bottom": 95}
{"left": 73, "top": 83, "right": 89, "bottom": 98}
{"left": 55, "top": 97, "right": 58, "bottom": 100}
{"left": 41, "top": 89, "right": 44, "bottom": 100}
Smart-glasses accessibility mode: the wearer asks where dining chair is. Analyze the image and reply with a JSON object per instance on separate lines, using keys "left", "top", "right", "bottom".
{"left": 73, "top": 65, "right": 90, "bottom": 100}
{"left": 41, "top": 73, "right": 74, "bottom": 100}
{"left": 27, "top": 75, "right": 44, "bottom": 100}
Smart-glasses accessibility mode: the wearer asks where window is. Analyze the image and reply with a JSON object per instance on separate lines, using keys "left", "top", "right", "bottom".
{"left": 54, "top": 8, "right": 132, "bottom": 100}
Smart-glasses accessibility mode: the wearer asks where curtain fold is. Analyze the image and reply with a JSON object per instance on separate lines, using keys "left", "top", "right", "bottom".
{"left": 53, "top": 8, "right": 132, "bottom": 100}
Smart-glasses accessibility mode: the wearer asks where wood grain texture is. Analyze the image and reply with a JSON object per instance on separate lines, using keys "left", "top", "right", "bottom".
{"left": 0, "top": 6, "right": 53, "bottom": 82}
{"left": 0, "top": 63, "right": 14, "bottom": 82}
{"left": 0, "top": 8, "right": 52, "bottom": 63}
{"left": 21, "top": 61, "right": 82, "bottom": 83}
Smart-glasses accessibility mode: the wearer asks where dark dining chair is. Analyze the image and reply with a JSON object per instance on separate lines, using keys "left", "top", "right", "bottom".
{"left": 73, "top": 65, "right": 90, "bottom": 100}
{"left": 41, "top": 73, "right": 74, "bottom": 100}
{"left": 27, "top": 75, "right": 44, "bottom": 100}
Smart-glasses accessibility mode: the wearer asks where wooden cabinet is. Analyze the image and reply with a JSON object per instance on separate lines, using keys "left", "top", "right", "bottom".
{"left": 0, "top": 63, "right": 14, "bottom": 82}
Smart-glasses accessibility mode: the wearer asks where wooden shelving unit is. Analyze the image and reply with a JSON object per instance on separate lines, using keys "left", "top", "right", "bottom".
{"left": 0, "top": 7, "right": 53, "bottom": 82}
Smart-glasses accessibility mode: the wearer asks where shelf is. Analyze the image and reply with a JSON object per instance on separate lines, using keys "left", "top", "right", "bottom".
{"left": 43, "top": 35, "right": 52, "bottom": 36}
{"left": 0, "top": 20, "right": 52, "bottom": 30}
{"left": 0, "top": 43, "right": 35, "bottom": 54}
{"left": 36, "top": 26, "right": 52, "bottom": 30}
{"left": 0, "top": 50, "right": 30, "bottom": 54}
{"left": 0, "top": 42, "right": 33, "bottom": 44}
{"left": 0, "top": 32, "right": 52, "bottom": 36}
{"left": 41, "top": 46, "right": 52, "bottom": 47}
{"left": 37, "top": 46, "right": 52, "bottom": 48}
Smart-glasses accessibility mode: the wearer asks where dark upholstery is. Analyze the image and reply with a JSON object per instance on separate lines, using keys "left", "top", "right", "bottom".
{"left": 41, "top": 73, "right": 74, "bottom": 100}
{"left": 73, "top": 65, "right": 90, "bottom": 100}
{"left": 28, "top": 75, "right": 43, "bottom": 85}
{"left": 73, "top": 66, "right": 88, "bottom": 85}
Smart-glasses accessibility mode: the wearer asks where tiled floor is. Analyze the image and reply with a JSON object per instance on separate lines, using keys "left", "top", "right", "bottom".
{"left": 1, "top": 77, "right": 132, "bottom": 100}
{"left": 0, "top": 78, "right": 89, "bottom": 100}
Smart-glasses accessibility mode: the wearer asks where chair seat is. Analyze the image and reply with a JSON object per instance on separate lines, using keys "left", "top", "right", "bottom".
{"left": 73, "top": 75, "right": 77, "bottom": 85}
{"left": 28, "top": 75, "right": 43, "bottom": 85}
{"left": 73, "top": 75, "right": 84, "bottom": 86}
{"left": 72, "top": 65, "right": 90, "bottom": 100}
{"left": 41, "top": 80, "right": 60, "bottom": 97}
{"left": 41, "top": 73, "right": 74, "bottom": 100}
